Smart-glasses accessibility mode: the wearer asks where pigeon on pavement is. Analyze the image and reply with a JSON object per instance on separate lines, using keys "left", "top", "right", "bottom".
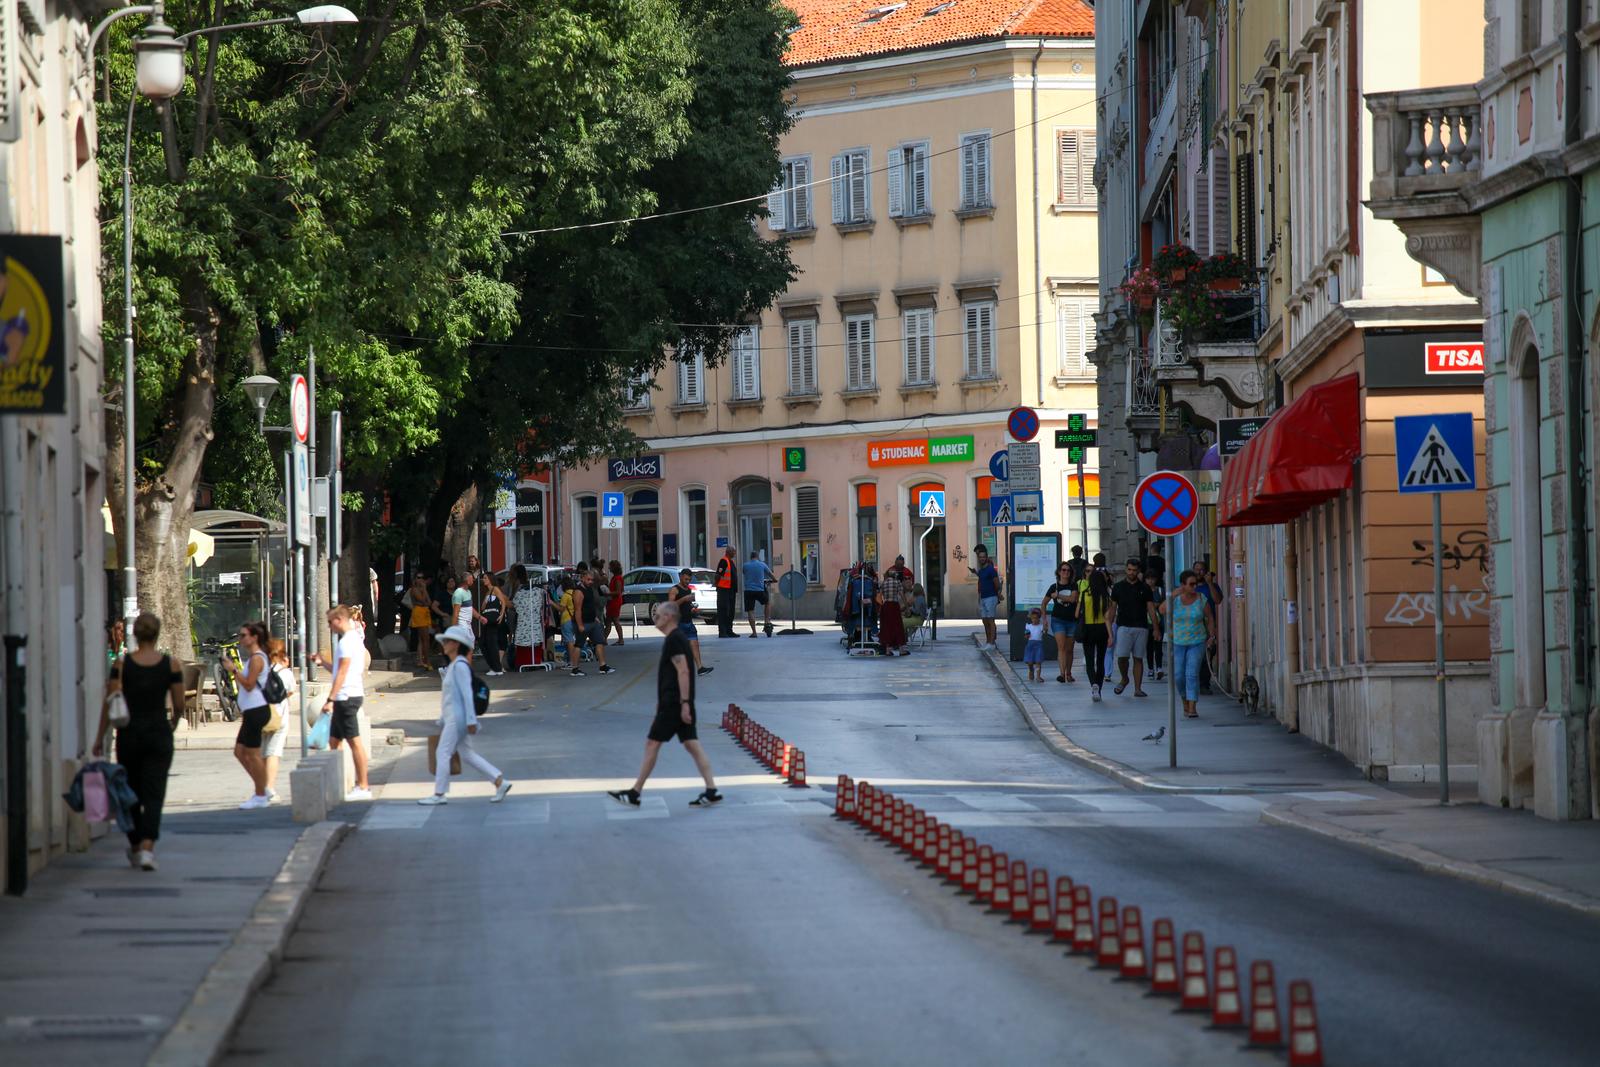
{"left": 1142, "top": 726, "right": 1166, "bottom": 742}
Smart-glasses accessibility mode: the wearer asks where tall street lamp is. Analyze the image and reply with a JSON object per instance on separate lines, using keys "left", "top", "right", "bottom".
{"left": 89, "top": 2, "right": 357, "bottom": 649}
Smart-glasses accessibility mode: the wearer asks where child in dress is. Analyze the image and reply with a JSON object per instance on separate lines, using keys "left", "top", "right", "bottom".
{"left": 1023, "top": 608, "right": 1047, "bottom": 681}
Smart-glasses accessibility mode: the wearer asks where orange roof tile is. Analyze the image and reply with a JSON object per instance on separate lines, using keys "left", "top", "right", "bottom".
{"left": 784, "top": 0, "right": 1094, "bottom": 69}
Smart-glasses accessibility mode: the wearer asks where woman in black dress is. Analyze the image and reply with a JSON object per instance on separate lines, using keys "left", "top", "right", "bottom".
{"left": 93, "top": 612, "right": 185, "bottom": 871}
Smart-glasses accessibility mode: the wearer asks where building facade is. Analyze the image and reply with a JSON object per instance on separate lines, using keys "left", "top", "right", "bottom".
{"left": 1094, "top": 0, "right": 1490, "bottom": 785}
{"left": 1369, "top": 0, "right": 1600, "bottom": 820}
{"left": 1, "top": 0, "right": 112, "bottom": 889}
{"left": 562, "top": 0, "right": 1101, "bottom": 619}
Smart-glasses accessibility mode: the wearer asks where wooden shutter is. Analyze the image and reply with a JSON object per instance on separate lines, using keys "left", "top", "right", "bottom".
{"left": 789, "top": 320, "right": 816, "bottom": 394}
{"left": 791, "top": 157, "right": 810, "bottom": 229}
{"left": 677, "top": 351, "right": 702, "bottom": 404}
{"left": 846, "top": 316, "right": 873, "bottom": 389}
{"left": 969, "top": 136, "right": 990, "bottom": 206}
{"left": 1058, "top": 299, "right": 1085, "bottom": 377}
{"left": 961, "top": 137, "right": 977, "bottom": 207}
{"left": 1210, "top": 145, "right": 1231, "bottom": 255}
{"left": 1192, "top": 162, "right": 1211, "bottom": 255}
{"left": 1235, "top": 151, "right": 1256, "bottom": 264}
{"left": 911, "top": 144, "right": 929, "bottom": 214}
{"left": 767, "top": 181, "right": 786, "bottom": 231}
{"left": 964, "top": 303, "right": 993, "bottom": 377}
{"left": 1058, "top": 131, "right": 1079, "bottom": 204}
{"left": 735, "top": 327, "right": 759, "bottom": 399}
{"left": 0, "top": 2, "right": 16, "bottom": 141}
{"left": 904, "top": 308, "right": 933, "bottom": 385}
{"left": 830, "top": 155, "right": 847, "bottom": 224}
{"left": 887, "top": 148, "right": 905, "bottom": 218}
{"left": 849, "top": 151, "right": 869, "bottom": 221}
{"left": 796, "top": 487, "right": 820, "bottom": 541}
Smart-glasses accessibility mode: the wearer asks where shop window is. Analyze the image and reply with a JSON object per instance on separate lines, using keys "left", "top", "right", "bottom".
{"left": 974, "top": 476, "right": 996, "bottom": 561}
{"left": 516, "top": 486, "right": 546, "bottom": 564}
{"left": 796, "top": 485, "right": 821, "bottom": 583}
{"left": 1063, "top": 472, "right": 1100, "bottom": 554}
{"left": 856, "top": 482, "right": 878, "bottom": 565}
{"left": 628, "top": 488, "right": 660, "bottom": 568}
{"left": 683, "top": 488, "right": 708, "bottom": 569}
{"left": 575, "top": 494, "right": 598, "bottom": 565}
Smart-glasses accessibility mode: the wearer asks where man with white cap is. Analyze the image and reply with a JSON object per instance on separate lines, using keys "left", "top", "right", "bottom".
{"left": 418, "top": 624, "right": 513, "bottom": 806}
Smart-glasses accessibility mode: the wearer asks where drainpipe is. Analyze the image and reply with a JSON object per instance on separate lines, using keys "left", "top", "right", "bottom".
{"left": 1282, "top": 521, "right": 1300, "bottom": 732}
{"left": 1032, "top": 39, "right": 1047, "bottom": 407}
{"left": 1562, "top": 0, "right": 1592, "bottom": 813}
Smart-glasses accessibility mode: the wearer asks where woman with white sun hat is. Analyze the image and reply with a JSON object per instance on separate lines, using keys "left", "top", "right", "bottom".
{"left": 419, "top": 624, "right": 513, "bottom": 806}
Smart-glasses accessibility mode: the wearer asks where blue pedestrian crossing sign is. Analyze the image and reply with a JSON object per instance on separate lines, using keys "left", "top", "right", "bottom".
{"left": 989, "top": 494, "right": 1016, "bottom": 526}
{"left": 918, "top": 490, "right": 946, "bottom": 519}
{"left": 1394, "top": 413, "right": 1475, "bottom": 493}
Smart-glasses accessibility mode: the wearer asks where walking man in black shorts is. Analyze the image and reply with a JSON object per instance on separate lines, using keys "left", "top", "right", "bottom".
{"left": 608, "top": 600, "right": 721, "bottom": 808}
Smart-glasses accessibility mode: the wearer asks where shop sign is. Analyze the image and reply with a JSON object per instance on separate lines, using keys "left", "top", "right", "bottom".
{"left": 1425, "top": 342, "right": 1485, "bottom": 375}
{"left": 1218, "top": 416, "right": 1268, "bottom": 458}
{"left": 1187, "top": 469, "right": 1221, "bottom": 506}
{"left": 927, "top": 434, "right": 974, "bottom": 463}
{"left": 867, "top": 438, "right": 928, "bottom": 466}
{"left": 1364, "top": 329, "right": 1483, "bottom": 389}
{"left": 783, "top": 446, "right": 806, "bottom": 472}
{"left": 0, "top": 236, "right": 67, "bottom": 415}
{"left": 609, "top": 454, "right": 663, "bottom": 480}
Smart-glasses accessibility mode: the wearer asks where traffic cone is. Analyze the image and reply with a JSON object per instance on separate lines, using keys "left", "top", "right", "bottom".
{"left": 920, "top": 818, "right": 940, "bottom": 867}
{"left": 1248, "top": 960, "right": 1282, "bottom": 1048}
{"left": 1286, "top": 980, "right": 1324, "bottom": 1067}
{"left": 1095, "top": 896, "right": 1122, "bottom": 967}
{"left": 1211, "top": 946, "right": 1244, "bottom": 1028}
{"left": 1149, "top": 919, "right": 1179, "bottom": 994}
{"left": 947, "top": 833, "right": 967, "bottom": 887}
{"left": 833, "top": 775, "right": 851, "bottom": 817}
{"left": 1029, "top": 869, "right": 1052, "bottom": 933}
{"left": 1119, "top": 905, "right": 1147, "bottom": 979}
{"left": 1070, "top": 886, "right": 1095, "bottom": 956}
{"left": 961, "top": 839, "right": 981, "bottom": 894}
{"left": 1009, "top": 861, "right": 1031, "bottom": 925}
{"left": 778, "top": 743, "right": 792, "bottom": 779}
{"left": 934, "top": 826, "right": 952, "bottom": 876}
{"left": 909, "top": 813, "right": 926, "bottom": 857}
{"left": 1051, "top": 877, "right": 1075, "bottom": 942}
{"left": 989, "top": 852, "right": 1012, "bottom": 913}
{"left": 975, "top": 846, "right": 996, "bottom": 904}
{"left": 1179, "top": 932, "right": 1208, "bottom": 1010}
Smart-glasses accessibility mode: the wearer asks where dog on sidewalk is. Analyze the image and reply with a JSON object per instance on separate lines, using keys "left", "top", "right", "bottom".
{"left": 1240, "top": 674, "right": 1261, "bottom": 716}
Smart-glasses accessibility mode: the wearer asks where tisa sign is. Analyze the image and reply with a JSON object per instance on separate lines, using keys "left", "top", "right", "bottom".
{"left": 1425, "top": 342, "right": 1485, "bottom": 375}
{"left": 608, "top": 454, "right": 663, "bottom": 481}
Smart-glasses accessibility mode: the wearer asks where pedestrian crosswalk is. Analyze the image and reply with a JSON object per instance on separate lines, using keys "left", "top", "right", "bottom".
{"left": 357, "top": 787, "right": 1373, "bottom": 832}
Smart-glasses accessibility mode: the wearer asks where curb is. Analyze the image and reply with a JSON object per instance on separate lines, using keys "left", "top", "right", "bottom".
{"left": 1260, "top": 803, "right": 1600, "bottom": 921}
{"left": 145, "top": 820, "right": 351, "bottom": 1067}
{"left": 976, "top": 636, "right": 1259, "bottom": 795}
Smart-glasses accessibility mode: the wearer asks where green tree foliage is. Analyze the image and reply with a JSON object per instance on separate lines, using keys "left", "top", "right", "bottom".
{"left": 99, "top": 1, "right": 792, "bottom": 649}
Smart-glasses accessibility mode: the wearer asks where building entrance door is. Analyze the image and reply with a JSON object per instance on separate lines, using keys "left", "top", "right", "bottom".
{"left": 732, "top": 479, "right": 772, "bottom": 562}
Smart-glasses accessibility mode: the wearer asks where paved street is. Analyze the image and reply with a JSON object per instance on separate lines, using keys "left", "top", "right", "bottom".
{"left": 216, "top": 630, "right": 1600, "bottom": 1066}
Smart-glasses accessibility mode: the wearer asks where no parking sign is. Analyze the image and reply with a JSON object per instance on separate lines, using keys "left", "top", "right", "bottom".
{"left": 1133, "top": 471, "right": 1199, "bottom": 537}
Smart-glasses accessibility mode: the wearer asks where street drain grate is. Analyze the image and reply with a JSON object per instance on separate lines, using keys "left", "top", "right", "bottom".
{"left": 86, "top": 887, "right": 180, "bottom": 898}
{"left": 3, "top": 1015, "right": 166, "bottom": 1041}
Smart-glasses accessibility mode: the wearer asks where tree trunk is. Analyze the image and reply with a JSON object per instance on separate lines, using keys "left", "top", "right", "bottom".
{"left": 114, "top": 277, "right": 221, "bottom": 664}
{"left": 339, "top": 471, "right": 385, "bottom": 649}
{"left": 419, "top": 462, "right": 477, "bottom": 575}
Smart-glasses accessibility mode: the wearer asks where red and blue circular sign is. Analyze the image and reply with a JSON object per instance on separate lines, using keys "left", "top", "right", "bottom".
{"left": 1007, "top": 406, "right": 1040, "bottom": 442}
{"left": 1133, "top": 470, "right": 1199, "bottom": 537}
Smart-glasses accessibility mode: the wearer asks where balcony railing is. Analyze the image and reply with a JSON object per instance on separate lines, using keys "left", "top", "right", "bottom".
{"left": 1368, "top": 86, "right": 1480, "bottom": 211}
{"left": 1127, "top": 341, "right": 1159, "bottom": 418}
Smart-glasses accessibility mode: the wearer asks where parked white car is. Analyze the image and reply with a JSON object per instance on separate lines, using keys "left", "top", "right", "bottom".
{"left": 621, "top": 567, "right": 718, "bottom": 619}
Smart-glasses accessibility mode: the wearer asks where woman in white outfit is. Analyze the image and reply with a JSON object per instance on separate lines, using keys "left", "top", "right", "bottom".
{"left": 419, "top": 624, "right": 513, "bottom": 806}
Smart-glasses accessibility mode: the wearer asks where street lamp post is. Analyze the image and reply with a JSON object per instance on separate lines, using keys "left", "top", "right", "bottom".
{"left": 89, "top": 1, "right": 357, "bottom": 649}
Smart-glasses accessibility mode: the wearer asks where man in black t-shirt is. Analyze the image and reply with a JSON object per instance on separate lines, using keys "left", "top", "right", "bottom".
{"left": 1106, "top": 559, "right": 1157, "bottom": 697}
{"left": 608, "top": 600, "right": 721, "bottom": 808}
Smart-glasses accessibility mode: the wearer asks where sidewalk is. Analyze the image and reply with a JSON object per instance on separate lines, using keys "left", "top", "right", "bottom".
{"left": 0, "top": 675, "right": 434, "bottom": 1067}
{"left": 981, "top": 638, "right": 1600, "bottom": 919}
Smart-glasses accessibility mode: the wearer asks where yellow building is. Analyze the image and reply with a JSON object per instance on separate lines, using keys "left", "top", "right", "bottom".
{"left": 562, "top": 0, "right": 1101, "bottom": 617}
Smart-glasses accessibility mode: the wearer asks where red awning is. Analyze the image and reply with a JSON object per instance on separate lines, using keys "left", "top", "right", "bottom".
{"left": 1219, "top": 373, "right": 1362, "bottom": 527}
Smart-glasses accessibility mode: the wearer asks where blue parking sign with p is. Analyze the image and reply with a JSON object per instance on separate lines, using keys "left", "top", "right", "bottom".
{"left": 602, "top": 492, "right": 625, "bottom": 517}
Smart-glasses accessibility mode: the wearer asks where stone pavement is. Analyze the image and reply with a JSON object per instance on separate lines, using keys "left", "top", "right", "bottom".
{"left": 984, "top": 637, "right": 1600, "bottom": 919}
{"left": 0, "top": 672, "right": 436, "bottom": 1067}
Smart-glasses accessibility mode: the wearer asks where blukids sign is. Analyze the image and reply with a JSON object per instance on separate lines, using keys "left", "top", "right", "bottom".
{"left": 0, "top": 236, "right": 66, "bottom": 416}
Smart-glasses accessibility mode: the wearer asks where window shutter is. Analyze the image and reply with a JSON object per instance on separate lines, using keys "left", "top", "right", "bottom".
{"left": 1236, "top": 151, "right": 1256, "bottom": 264}
{"left": 0, "top": 2, "right": 16, "bottom": 142}
{"left": 830, "top": 155, "right": 847, "bottom": 224}
{"left": 1193, "top": 164, "right": 1211, "bottom": 255}
{"left": 767, "top": 180, "right": 786, "bottom": 232}
{"left": 1079, "top": 130, "right": 1096, "bottom": 204}
{"left": 961, "top": 140, "right": 977, "bottom": 207}
{"left": 846, "top": 316, "right": 873, "bottom": 389}
{"left": 735, "top": 327, "right": 759, "bottom": 399}
{"left": 796, "top": 487, "right": 820, "bottom": 542}
{"left": 860, "top": 317, "right": 874, "bottom": 387}
{"left": 904, "top": 309, "right": 933, "bottom": 385}
{"left": 887, "top": 148, "right": 905, "bottom": 218}
{"left": 677, "top": 351, "right": 702, "bottom": 404}
{"left": 1210, "top": 145, "right": 1231, "bottom": 255}
{"left": 850, "top": 151, "right": 869, "bottom": 221}
{"left": 1058, "top": 298, "right": 1091, "bottom": 377}
{"left": 789, "top": 320, "right": 816, "bottom": 394}
{"left": 792, "top": 157, "right": 810, "bottom": 228}
{"left": 1058, "top": 131, "right": 1077, "bottom": 204}
{"left": 972, "top": 136, "right": 990, "bottom": 206}
{"left": 964, "top": 303, "right": 993, "bottom": 378}
{"left": 911, "top": 143, "right": 929, "bottom": 214}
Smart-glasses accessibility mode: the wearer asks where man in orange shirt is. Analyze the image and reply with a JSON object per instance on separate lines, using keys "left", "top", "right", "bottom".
{"left": 714, "top": 546, "right": 739, "bottom": 637}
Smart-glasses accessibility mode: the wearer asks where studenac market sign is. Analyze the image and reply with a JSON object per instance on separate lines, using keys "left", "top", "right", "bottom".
{"left": 867, "top": 434, "right": 974, "bottom": 467}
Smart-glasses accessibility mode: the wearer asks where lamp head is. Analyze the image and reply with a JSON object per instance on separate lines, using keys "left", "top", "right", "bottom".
{"left": 295, "top": 5, "right": 360, "bottom": 25}
{"left": 241, "top": 375, "right": 280, "bottom": 430}
{"left": 134, "top": 14, "right": 186, "bottom": 99}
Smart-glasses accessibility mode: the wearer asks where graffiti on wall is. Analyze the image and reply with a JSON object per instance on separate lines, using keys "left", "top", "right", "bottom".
{"left": 1383, "top": 573, "right": 1491, "bottom": 626}
{"left": 1409, "top": 529, "right": 1488, "bottom": 572}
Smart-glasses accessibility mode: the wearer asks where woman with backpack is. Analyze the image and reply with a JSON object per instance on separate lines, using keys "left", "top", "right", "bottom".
{"left": 418, "top": 624, "right": 513, "bottom": 806}
{"left": 259, "top": 639, "right": 298, "bottom": 802}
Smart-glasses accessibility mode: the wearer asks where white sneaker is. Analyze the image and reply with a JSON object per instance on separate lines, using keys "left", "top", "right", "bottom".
{"left": 493, "top": 779, "right": 513, "bottom": 803}
{"left": 264, "top": 788, "right": 279, "bottom": 803}
{"left": 417, "top": 794, "right": 448, "bottom": 806}
{"left": 1092, "top": 685, "right": 1102, "bottom": 702}
{"left": 137, "top": 850, "right": 158, "bottom": 871}
{"left": 346, "top": 787, "right": 373, "bottom": 802}
{"left": 239, "top": 794, "right": 267, "bottom": 810}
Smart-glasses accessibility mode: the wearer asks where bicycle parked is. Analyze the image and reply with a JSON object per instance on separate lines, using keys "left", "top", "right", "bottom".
{"left": 198, "top": 636, "right": 244, "bottom": 722}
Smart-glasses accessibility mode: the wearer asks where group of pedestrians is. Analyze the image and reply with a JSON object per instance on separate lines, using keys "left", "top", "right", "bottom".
{"left": 840, "top": 556, "right": 928, "bottom": 654}
{"left": 1026, "top": 548, "right": 1220, "bottom": 709}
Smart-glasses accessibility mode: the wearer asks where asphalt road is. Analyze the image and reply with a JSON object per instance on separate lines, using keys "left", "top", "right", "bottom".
{"left": 223, "top": 626, "right": 1600, "bottom": 1066}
